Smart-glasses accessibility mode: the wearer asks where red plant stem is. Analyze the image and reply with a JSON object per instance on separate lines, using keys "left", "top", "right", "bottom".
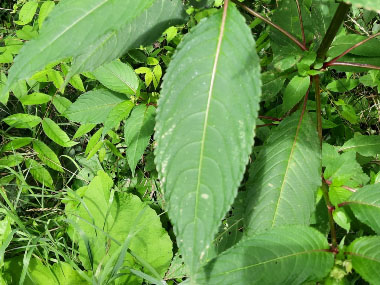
{"left": 258, "top": 115, "right": 283, "bottom": 121}
{"left": 327, "top": 61, "right": 380, "bottom": 70}
{"left": 232, "top": 0, "right": 307, "bottom": 51}
{"left": 326, "top": 32, "right": 380, "bottom": 65}
{"left": 321, "top": 182, "right": 338, "bottom": 250}
{"left": 295, "top": 0, "right": 306, "bottom": 47}
{"left": 314, "top": 75, "right": 323, "bottom": 146}
{"left": 324, "top": 179, "right": 357, "bottom": 193}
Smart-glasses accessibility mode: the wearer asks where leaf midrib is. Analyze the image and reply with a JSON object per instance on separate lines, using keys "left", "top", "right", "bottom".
{"left": 192, "top": 3, "right": 228, "bottom": 270}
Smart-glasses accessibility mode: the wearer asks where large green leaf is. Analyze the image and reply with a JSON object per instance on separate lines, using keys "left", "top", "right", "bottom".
{"left": 347, "top": 237, "right": 380, "bottom": 285}
{"left": 339, "top": 135, "right": 380, "bottom": 157}
{"left": 25, "top": 159, "right": 53, "bottom": 188}
{"left": 65, "top": 171, "right": 172, "bottom": 283}
{"left": 124, "top": 105, "right": 155, "bottom": 176}
{"left": 64, "top": 89, "right": 125, "bottom": 124}
{"left": 155, "top": 4, "right": 261, "bottom": 274}
{"left": 2, "top": 0, "right": 185, "bottom": 99}
{"left": 245, "top": 111, "right": 321, "bottom": 234}
{"left": 344, "top": 183, "right": 380, "bottom": 234}
{"left": 3, "top": 256, "right": 88, "bottom": 285}
{"left": 341, "top": 0, "right": 380, "bottom": 12}
{"left": 195, "top": 226, "right": 334, "bottom": 284}
{"left": 311, "top": 0, "right": 338, "bottom": 45}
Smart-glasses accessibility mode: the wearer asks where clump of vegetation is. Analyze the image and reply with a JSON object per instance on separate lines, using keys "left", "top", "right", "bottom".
{"left": 1, "top": 0, "right": 380, "bottom": 284}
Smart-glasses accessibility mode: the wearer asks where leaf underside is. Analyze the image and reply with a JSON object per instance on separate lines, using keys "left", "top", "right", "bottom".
{"left": 155, "top": 4, "right": 261, "bottom": 275}
{"left": 195, "top": 226, "right": 334, "bottom": 284}
{"left": 245, "top": 111, "right": 321, "bottom": 234}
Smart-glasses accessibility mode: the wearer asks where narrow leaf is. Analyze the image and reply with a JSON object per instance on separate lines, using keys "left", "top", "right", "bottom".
{"left": 155, "top": 4, "right": 261, "bottom": 274}
{"left": 245, "top": 111, "right": 321, "bottom": 234}
{"left": 1, "top": 137, "right": 34, "bottom": 152}
{"left": 195, "top": 226, "right": 334, "bottom": 284}
{"left": 25, "top": 159, "right": 53, "bottom": 188}
{"left": 282, "top": 76, "right": 310, "bottom": 113}
{"left": 125, "top": 105, "right": 155, "bottom": 176}
{"left": 32, "top": 140, "right": 63, "bottom": 172}
{"left": 42, "top": 118, "right": 77, "bottom": 147}
{"left": 2, "top": 114, "right": 41, "bottom": 129}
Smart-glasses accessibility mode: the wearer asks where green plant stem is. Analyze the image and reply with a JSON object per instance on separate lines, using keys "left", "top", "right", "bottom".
{"left": 232, "top": 0, "right": 307, "bottom": 51}
{"left": 295, "top": 0, "right": 306, "bottom": 47}
{"left": 327, "top": 61, "right": 380, "bottom": 70}
{"left": 321, "top": 182, "right": 338, "bottom": 251}
{"left": 317, "top": 3, "right": 350, "bottom": 60}
{"left": 314, "top": 75, "right": 323, "bottom": 146}
{"left": 326, "top": 32, "right": 380, "bottom": 65}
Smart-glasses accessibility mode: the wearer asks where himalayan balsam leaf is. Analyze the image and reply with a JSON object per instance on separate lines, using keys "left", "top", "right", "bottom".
{"left": 339, "top": 135, "right": 380, "bottom": 157}
{"left": 155, "top": 4, "right": 261, "bottom": 275}
{"left": 2, "top": 0, "right": 186, "bottom": 102}
{"left": 347, "top": 237, "right": 380, "bottom": 285}
{"left": 92, "top": 60, "right": 139, "bottom": 96}
{"left": 64, "top": 89, "right": 125, "bottom": 124}
{"left": 245, "top": 111, "right": 321, "bottom": 234}
{"left": 124, "top": 105, "right": 155, "bottom": 176}
{"left": 195, "top": 226, "right": 334, "bottom": 284}
{"left": 341, "top": 0, "right": 380, "bottom": 13}
{"left": 345, "top": 183, "right": 380, "bottom": 234}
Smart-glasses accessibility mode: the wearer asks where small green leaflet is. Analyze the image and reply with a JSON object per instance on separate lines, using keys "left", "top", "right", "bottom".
{"left": 14, "top": 1, "right": 38, "bottom": 25}
{"left": 38, "top": 1, "right": 55, "bottom": 29}
{"left": 2, "top": 113, "right": 41, "bottom": 129}
{"left": 103, "top": 100, "right": 134, "bottom": 136}
{"left": 282, "top": 76, "right": 310, "bottom": 113}
{"left": 326, "top": 78, "right": 359, "bottom": 92}
{"left": 25, "top": 159, "right": 53, "bottom": 188}
{"left": 347, "top": 237, "right": 380, "bottom": 285}
{"left": 92, "top": 60, "right": 139, "bottom": 96}
{"left": 195, "top": 226, "right": 334, "bottom": 284}
{"left": 42, "top": 118, "right": 77, "bottom": 147}
{"left": 64, "top": 89, "right": 125, "bottom": 124}
{"left": 155, "top": 4, "right": 261, "bottom": 275}
{"left": 0, "top": 155, "right": 24, "bottom": 168}
{"left": 339, "top": 135, "right": 380, "bottom": 156}
{"left": 32, "top": 140, "right": 63, "bottom": 172}
{"left": 19, "top": 92, "right": 51, "bottom": 105}
{"left": 344, "top": 183, "right": 380, "bottom": 234}
{"left": 1, "top": 137, "right": 34, "bottom": 152}
{"left": 245, "top": 111, "right": 321, "bottom": 234}
{"left": 125, "top": 105, "right": 155, "bottom": 176}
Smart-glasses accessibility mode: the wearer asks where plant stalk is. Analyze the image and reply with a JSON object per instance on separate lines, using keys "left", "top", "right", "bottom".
{"left": 232, "top": 0, "right": 307, "bottom": 51}
{"left": 295, "top": 0, "right": 306, "bottom": 47}
{"left": 327, "top": 61, "right": 380, "bottom": 70}
{"left": 321, "top": 182, "right": 338, "bottom": 250}
{"left": 316, "top": 3, "right": 351, "bottom": 60}
{"left": 314, "top": 75, "right": 323, "bottom": 146}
